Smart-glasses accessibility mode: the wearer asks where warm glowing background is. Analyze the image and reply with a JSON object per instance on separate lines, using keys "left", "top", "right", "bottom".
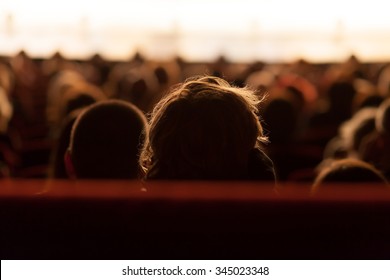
{"left": 1, "top": 0, "right": 390, "bottom": 62}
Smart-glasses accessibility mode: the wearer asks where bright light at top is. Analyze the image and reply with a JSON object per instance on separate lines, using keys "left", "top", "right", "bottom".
{"left": 1, "top": 0, "right": 390, "bottom": 62}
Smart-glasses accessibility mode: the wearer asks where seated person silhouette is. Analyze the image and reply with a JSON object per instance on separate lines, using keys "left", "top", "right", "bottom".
{"left": 313, "top": 158, "right": 388, "bottom": 191}
{"left": 140, "top": 75, "right": 276, "bottom": 181}
{"left": 66, "top": 100, "right": 148, "bottom": 179}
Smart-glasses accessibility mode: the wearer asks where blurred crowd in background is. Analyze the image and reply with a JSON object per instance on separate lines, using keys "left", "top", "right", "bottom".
{"left": 0, "top": 51, "right": 390, "bottom": 186}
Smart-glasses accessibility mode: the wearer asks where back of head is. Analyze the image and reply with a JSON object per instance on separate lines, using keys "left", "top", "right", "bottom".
{"left": 141, "top": 75, "right": 271, "bottom": 180}
{"left": 61, "top": 82, "right": 106, "bottom": 117}
{"left": 69, "top": 100, "right": 147, "bottom": 179}
{"left": 328, "top": 81, "right": 356, "bottom": 121}
{"left": 313, "top": 158, "right": 388, "bottom": 190}
{"left": 46, "top": 70, "right": 85, "bottom": 125}
{"left": 115, "top": 67, "right": 158, "bottom": 113}
{"left": 262, "top": 92, "right": 298, "bottom": 143}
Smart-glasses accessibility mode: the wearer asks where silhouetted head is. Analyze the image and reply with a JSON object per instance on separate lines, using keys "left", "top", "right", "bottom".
{"left": 327, "top": 81, "right": 356, "bottom": 121}
{"left": 61, "top": 82, "right": 106, "bottom": 117}
{"left": 313, "top": 158, "right": 388, "bottom": 189}
{"left": 68, "top": 100, "right": 148, "bottom": 179}
{"left": 140, "top": 75, "right": 272, "bottom": 180}
{"left": 261, "top": 92, "right": 298, "bottom": 143}
{"left": 46, "top": 70, "right": 85, "bottom": 126}
{"left": 154, "top": 66, "right": 169, "bottom": 85}
{"left": 115, "top": 67, "right": 158, "bottom": 112}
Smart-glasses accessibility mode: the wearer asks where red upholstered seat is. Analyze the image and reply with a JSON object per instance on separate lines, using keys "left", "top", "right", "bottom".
{"left": 1, "top": 180, "right": 389, "bottom": 259}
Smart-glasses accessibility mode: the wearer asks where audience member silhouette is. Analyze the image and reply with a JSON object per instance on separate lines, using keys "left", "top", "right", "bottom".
{"left": 261, "top": 92, "right": 299, "bottom": 144}
{"left": 313, "top": 158, "right": 388, "bottom": 190}
{"left": 46, "top": 70, "right": 85, "bottom": 128}
{"left": 140, "top": 75, "right": 276, "bottom": 181}
{"left": 308, "top": 80, "right": 357, "bottom": 146}
{"left": 3, "top": 51, "right": 390, "bottom": 186}
{"left": 67, "top": 100, "right": 148, "bottom": 179}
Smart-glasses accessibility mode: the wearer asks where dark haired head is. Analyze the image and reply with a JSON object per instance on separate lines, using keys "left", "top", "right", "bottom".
{"left": 68, "top": 100, "right": 148, "bottom": 179}
{"left": 313, "top": 158, "right": 388, "bottom": 190}
{"left": 328, "top": 81, "right": 356, "bottom": 122}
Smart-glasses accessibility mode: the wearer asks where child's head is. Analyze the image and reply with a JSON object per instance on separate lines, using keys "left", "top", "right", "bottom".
{"left": 68, "top": 100, "right": 148, "bottom": 179}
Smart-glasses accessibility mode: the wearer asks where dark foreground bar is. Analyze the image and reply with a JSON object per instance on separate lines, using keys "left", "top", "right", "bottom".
{"left": 1, "top": 180, "right": 389, "bottom": 259}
